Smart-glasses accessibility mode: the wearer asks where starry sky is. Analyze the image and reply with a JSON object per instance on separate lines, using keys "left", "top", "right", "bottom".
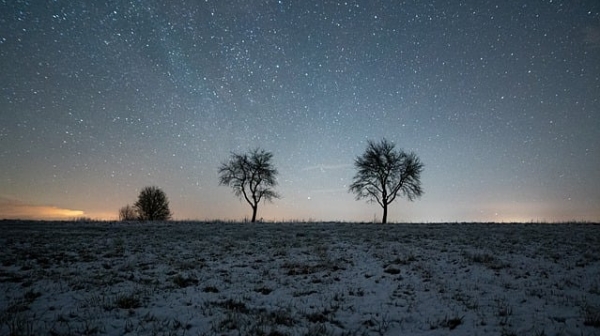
{"left": 1, "top": 1, "right": 599, "bottom": 222}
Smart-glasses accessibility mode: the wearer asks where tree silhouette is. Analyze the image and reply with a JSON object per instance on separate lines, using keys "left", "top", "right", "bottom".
{"left": 218, "top": 148, "right": 280, "bottom": 222}
{"left": 134, "top": 186, "right": 172, "bottom": 221}
{"left": 349, "top": 138, "right": 424, "bottom": 224}
{"left": 118, "top": 204, "right": 137, "bottom": 221}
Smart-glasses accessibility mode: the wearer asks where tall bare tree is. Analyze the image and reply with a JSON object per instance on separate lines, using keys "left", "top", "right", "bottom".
{"left": 134, "top": 186, "right": 172, "bottom": 221}
{"left": 349, "top": 138, "right": 423, "bottom": 224}
{"left": 218, "top": 148, "right": 280, "bottom": 222}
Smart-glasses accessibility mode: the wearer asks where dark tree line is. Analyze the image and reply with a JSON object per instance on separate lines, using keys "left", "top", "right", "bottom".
{"left": 119, "top": 138, "right": 423, "bottom": 224}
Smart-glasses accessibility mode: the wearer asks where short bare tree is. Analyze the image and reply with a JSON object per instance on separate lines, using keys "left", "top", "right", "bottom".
{"left": 118, "top": 204, "right": 137, "bottom": 221}
{"left": 134, "top": 186, "right": 172, "bottom": 221}
{"left": 349, "top": 138, "right": 423, "bottom": 224}
{"left": 218, "top": 148, "right": 280, "bottom": 222}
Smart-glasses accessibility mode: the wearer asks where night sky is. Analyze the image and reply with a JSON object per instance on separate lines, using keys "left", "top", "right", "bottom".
{"left": 1, "top": 1, "right": 599, "bottom": 222}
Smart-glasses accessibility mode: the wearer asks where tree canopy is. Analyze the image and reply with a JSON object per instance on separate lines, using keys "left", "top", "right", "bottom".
{"left": 218, "top": 148, "right": 280, "bottom": 222}
{"left": 349, "top": 138, "right": 423, "bottom": 223}
{"left": 134, "top": 186, "right": 172, "bottom": 221}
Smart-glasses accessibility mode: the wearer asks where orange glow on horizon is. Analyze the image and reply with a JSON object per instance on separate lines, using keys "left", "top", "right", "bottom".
{"left": 41, "top": 207, "right": 85, "bottom": 219}
{"left": 476, "top": 201, "right": 576, "bottom": 223}
{"left": 0, "top": 197, "right": 85, "bottom": 220}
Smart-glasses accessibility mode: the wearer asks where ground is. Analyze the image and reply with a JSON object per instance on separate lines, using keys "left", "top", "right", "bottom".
{"left": 1, "top": 221, "right": 599, "bottom": 335}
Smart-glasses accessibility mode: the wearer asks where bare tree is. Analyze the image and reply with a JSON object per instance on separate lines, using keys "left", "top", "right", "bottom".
{"left": 118, "top": 204, "right": 137, "bottom": 221}
{"left": 218, "top": 148, "right": 280, "bottom": 222}
{"left": 134, "top": 186, "right": 172, "bottom": 221}
{"left": 349, "top": 138, "right": 423, "bottom": 224}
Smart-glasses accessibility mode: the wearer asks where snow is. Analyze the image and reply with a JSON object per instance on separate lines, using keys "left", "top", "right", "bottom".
{"left": 1, "top": 221, "right": 599, "bottom": 335}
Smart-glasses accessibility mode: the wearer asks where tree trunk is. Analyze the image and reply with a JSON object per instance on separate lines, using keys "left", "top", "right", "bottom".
{"left": 382, "top": 203, "right": 388, "bottom": 224}
{"left": 251, "top": 204, "right": 258, "bottom": 222}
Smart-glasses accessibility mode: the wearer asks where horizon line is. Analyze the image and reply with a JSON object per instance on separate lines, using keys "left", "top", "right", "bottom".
{"left": 1, "top": 218, "right": 598, "bottom": 225}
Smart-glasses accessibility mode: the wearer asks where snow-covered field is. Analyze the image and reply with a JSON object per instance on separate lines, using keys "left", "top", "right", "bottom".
{"left": 1, "top": 221, "right": 599, "bottom": 336}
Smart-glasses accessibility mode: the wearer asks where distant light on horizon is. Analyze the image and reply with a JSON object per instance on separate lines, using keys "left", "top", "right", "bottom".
{"left": 0, "top": 197, "right": 85, "bottom": 220}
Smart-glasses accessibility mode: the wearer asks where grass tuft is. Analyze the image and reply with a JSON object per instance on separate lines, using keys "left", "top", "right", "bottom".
{"left": 115, "top": 293, "right": 142, "bottom": 309}
{"left": 583, "top": 304, "right": 600, "bottom": 328}
{"left": 173, "top": 274, "right": 199, "bottom": 288}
